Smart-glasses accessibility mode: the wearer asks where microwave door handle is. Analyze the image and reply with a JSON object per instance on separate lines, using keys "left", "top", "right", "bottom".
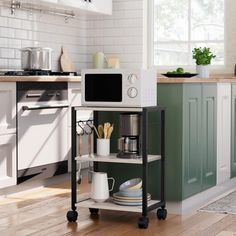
{"left": 22, "top": 104, "right": 69, "bottom": 111}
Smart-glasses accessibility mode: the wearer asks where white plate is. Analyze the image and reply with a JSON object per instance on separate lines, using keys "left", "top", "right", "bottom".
{"left": 112, "top": 192, "right": 151, "bottom": 201}
{"left": 119, "top": 189, "right": 143, "bottom": 197}
{"left": 113, "top": 198, "right": 152, "bottom": 206}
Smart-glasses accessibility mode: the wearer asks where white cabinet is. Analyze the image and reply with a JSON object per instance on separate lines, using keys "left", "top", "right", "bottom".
{"left": 87, "top": 0, "right": 112, "bottom": 15}
{"left": 58, "top": 0, "right": 112, "bottom": 15}
{"left": 0, "top": 134, "right": 16, "bottom": 188}
{"left": 0, "top": 83, "right": 16, "bottom": 135}
{"left": 0, "top": 83, "right": 16, "bottom": 188}
{"left": 217, "top": 83, "right": 231, "bottom": 184}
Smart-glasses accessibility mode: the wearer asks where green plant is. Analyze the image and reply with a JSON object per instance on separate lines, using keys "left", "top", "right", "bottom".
{"left": 192, "top": 47, "right": 216, "bottom": 65}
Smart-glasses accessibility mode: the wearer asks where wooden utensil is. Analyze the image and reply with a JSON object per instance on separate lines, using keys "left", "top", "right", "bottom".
{"left": 103, "top": 122, "right": 111, "bottom": 139}
{"left": 92, "top": 125, "right": 101, "bottom": 139}
{"left": 98, "top": 125, "right": 104, "bottom": 139}
{"left": 107, "top": 124, "right": 114, "bottom": 139}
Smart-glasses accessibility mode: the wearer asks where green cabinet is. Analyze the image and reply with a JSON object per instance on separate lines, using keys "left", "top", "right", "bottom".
{"left": 231, "top": 85, "right": 236, "bottom": 177}
{"left": 158, "top": 83, "right": 217, "bottom": 200}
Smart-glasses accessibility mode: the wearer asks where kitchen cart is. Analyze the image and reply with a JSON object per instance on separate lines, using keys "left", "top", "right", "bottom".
{"left": 66, "top": 106, "right": 167, "bottom": 229}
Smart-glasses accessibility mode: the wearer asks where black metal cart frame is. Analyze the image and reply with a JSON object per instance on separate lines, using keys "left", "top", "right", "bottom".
{"left": 67, "top": 106, "right": 166, "bottom": 229}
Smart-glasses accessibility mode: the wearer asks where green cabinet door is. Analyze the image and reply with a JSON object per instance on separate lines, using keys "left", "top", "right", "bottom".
{"left": 202, "top": 84, "right": 217, "bottom": 190}
{"left": 183, "top": 84, "right": 202, "bottom": 198}
{"left": 231, "top": 85, "right": 236, "bottom": 177}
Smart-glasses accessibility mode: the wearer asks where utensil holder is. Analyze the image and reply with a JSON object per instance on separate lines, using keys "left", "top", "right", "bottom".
{"left": 97, "top": 139, "right": 110, "bottom": 156}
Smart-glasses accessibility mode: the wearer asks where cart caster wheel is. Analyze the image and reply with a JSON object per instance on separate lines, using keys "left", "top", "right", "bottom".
{"left": 89, "top": 208, "right": 99, "bottom": 215}
{"left": 66, "top": 210, "right": 78, "bottom": 222}
{"left": 157, "top": 208, "right": 167, "bottom": 220}
{"left": 138, "top": 217, "right": 149, "bottom": 229}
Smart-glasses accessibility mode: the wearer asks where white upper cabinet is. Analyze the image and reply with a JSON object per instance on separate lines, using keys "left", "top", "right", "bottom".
{"left": 86, "top": 0, "right": 112, "bottom": 15}
{"left": 58, "top": 0, "right": 112, "bottom": 15}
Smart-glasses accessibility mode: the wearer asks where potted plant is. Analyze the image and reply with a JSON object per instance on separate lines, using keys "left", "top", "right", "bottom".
{"left": 192, "top": 47, "right": 216, "bottom": 78}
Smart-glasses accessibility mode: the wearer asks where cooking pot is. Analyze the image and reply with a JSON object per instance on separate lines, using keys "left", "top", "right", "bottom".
{"left": 20, "top": 47, "right": 52, "bottom": 70}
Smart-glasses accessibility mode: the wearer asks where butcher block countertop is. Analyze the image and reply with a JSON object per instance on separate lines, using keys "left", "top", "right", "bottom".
{"left": 157, "top": 74, "right": 236, "bottom": 83}
{"left": 0, "top": 75, "right": 82, "bottom": 82}
{"left": 1, "top": 74, "right": 236, "bottom": 83}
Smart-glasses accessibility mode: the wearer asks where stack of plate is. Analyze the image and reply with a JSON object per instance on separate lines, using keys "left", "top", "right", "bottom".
{"left": 113, "top": 191, "right": 151, "bottom": 206}
{"left": 112, "top": 178, "right": 151, "bottom": 206}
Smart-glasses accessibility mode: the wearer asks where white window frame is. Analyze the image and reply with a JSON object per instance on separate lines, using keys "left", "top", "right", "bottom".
{"left": 148, "top": 0, "right": 226, "bottom": 72}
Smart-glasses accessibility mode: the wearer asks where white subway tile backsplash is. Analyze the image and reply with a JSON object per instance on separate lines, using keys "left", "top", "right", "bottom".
{"left": 8, "top": 39, "right": 22, "bottom": 49}
{"left": 14, "top": 29, "right": 28, "bottom": 39}
{"left": 0, "top": 27, "right": 15, "bottom": 38}
{"left": 0, "top": 58, "right": 8, "bottom": 68}
{"left": 86, "top": 0, "right": 144, "bottom": 68}
{"left": 0, "top": 5, "right": 87, "bottom": 71}
{"left": 0, "top": 48, "right": 15, "bottom": 58}
{"left": 0, "top": 16, "right": 8, "bottom": 27}
{"left": 0, "top": 38, "right": 8, "bottom": 47}
{"left": 0, "top": 0, "right": 144, "bottom": 70}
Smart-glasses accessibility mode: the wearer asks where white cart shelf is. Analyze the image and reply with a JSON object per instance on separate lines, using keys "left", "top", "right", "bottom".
{"left": 76, "top": 198, "right": 160, "bottom": 213}
{"left": 75, "top": 154, "right": 161, "bottom": 164}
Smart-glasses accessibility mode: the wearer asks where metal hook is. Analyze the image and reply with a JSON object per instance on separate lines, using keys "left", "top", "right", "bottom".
{"left": 86, "top": 120, "right": 94, "bottom": 135}
{"left": 77, "top": 121, "right": 85, "bottom": 136}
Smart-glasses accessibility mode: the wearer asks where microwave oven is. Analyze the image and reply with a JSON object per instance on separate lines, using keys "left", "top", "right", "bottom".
{"left": 81, "top": 69, "right": 157, "bottom": 107}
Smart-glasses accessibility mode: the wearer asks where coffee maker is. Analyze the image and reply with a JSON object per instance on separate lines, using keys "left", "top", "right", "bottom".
{"left": 117, "top": 113, "right": 141, "bottom": 159}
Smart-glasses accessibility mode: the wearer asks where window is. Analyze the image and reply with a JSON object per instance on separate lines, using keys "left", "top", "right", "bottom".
{"left": 150, "top": 0, "right": 224, "bottom": 67}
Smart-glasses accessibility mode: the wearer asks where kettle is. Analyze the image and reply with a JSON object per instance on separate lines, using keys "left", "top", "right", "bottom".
{"left": 90, "top": 172, "right": 115, "bottom": 203}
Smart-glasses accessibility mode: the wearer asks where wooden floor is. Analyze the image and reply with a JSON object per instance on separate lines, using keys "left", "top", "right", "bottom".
{"left": 0, "top": 180, "right": 236, "bottom": 236}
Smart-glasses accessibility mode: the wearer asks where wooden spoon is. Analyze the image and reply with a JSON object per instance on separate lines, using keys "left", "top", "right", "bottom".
{"left": 98, "top": 125, "right": 103, "bottom": 139}
{"left": 92, "top": 125, "right": 100, "bottom": 139}
{"left": 107, "top": 124, "right": 114, "bottom": 139}
{"left": 104, "top": 122, "right": 111, "bottom": 139}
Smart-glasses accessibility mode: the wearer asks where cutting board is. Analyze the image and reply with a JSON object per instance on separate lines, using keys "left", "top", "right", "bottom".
{"left": 60, "top": 46, "right": 76, "bottom": 72}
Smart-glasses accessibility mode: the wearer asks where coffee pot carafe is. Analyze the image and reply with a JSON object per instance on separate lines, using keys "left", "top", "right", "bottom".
{"left": 117, "top": 113, "right": 141, "bottom": 159}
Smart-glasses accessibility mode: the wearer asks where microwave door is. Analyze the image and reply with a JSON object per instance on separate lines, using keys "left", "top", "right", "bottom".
{"left": 85, "top": 74, "right": 122, "bottom": 102}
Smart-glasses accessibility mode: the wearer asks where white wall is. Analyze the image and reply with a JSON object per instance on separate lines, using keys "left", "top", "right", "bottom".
{"left": 86, "top": 0, "right": 146, "bottom": 69}
{"left": 224, "top": 0, "right": 236, "bottom": 73}
{"left": 86, "top": 0, "right": 236, "bottom": 74}
{"left": 1, "top": 0, "right": 235, "bottom": 73}
{"left": 0, "top": 5, "right": 88, "bottom": 71}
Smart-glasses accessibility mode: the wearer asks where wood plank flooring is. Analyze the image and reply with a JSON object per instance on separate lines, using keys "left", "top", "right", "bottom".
{"left": 0, "top": 180, "right": 236, "bottom": 236}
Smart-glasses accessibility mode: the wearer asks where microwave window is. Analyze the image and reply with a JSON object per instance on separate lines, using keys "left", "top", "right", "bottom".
{"left": 85, "top": 74, "right": 122, "bottom": 102}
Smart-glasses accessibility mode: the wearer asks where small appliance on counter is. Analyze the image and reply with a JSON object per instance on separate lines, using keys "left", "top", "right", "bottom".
{"left": 81, "top": 68, "right": 157, "bottom": 108}
{"left": 117, "top": 113, "right": 141, "bottom": 159}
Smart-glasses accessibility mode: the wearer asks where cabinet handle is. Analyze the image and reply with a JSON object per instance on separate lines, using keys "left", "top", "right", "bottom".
{"left": 22, "top": 104, "right": 69, "bottom": 111}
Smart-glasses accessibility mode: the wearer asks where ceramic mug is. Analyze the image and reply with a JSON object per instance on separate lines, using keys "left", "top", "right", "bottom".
{"left": 90, "top": 172, "right": 115, "bottom": 202}
{"left": 93, "top": 52, "right": 107, "bottom": 69}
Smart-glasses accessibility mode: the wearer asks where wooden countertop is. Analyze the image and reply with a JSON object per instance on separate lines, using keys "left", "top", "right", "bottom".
{"left": 1, "top": 74, "right": 236, "bottom": 83}
{"left": 157, "top": 74, "right": 236, "bottom": 83}
{"left": 0, "top": 76, "right": 81, "bottom": 82}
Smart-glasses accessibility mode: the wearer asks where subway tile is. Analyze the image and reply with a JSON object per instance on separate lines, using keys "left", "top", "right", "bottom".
{"left": 8, "top": 18, "right": 22, "bottom": 28}
{"left": 0, "top": 48, "right": 15, "bottom": 58}
{"left": 0, "top": 58, "right": 8, "bottom": 69}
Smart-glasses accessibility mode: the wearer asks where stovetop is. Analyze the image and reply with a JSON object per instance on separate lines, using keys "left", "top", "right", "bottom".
{"left": 0, "top": 70, "right": 79, "bottom": 76}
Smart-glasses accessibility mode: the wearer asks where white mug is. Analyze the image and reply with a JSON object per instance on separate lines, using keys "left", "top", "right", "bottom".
{"left": 97, "top": 139, "right": 110, "bottom": 156}
{"left": 90, "top": 172, "right": 115, "bottom": 203}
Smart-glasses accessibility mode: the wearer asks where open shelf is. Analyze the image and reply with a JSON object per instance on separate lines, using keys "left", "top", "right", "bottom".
{"left": 75, "top": 154, "right": 161, "bottom": 164}
{"left": 76, "top": 198, "right": 160, "bottom": 213}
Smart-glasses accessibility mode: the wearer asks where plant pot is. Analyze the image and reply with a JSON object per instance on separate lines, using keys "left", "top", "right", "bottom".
{"left": 196, "top": 65, "right": 210, "bottom": 78}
